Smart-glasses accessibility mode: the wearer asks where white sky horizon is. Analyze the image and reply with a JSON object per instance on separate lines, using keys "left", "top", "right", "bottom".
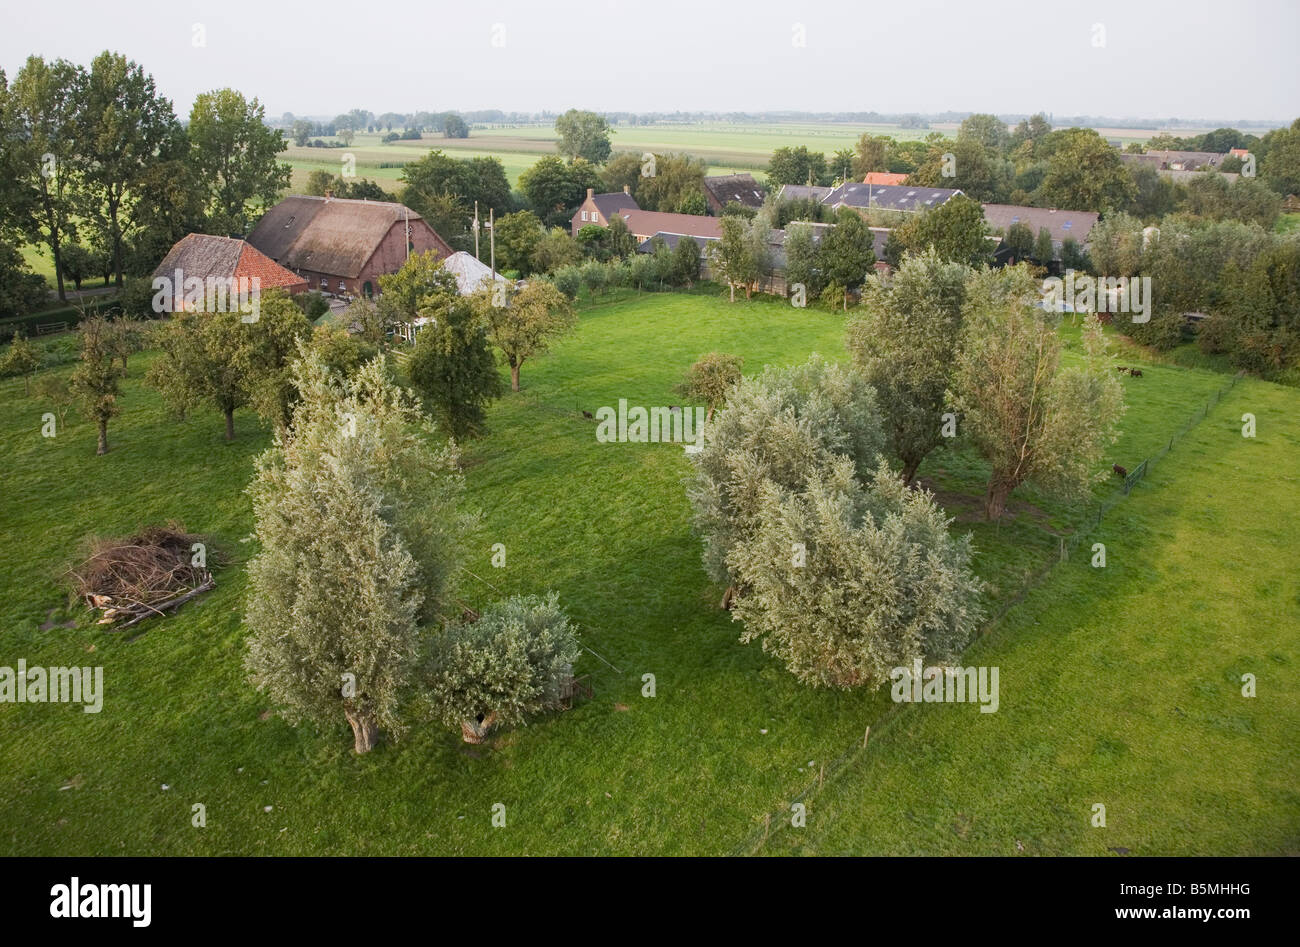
{"left": 4, "top": 0, "right": 1298, "bottom": 125}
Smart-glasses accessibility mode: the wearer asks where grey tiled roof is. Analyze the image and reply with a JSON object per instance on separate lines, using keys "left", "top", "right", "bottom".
{"left": 823, "top": 182, "right": 963, "bottom": 212}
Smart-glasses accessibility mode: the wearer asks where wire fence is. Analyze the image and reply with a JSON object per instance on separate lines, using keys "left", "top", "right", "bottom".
{"left": 731, "top": 368, "right": 1246, "bottom": 856}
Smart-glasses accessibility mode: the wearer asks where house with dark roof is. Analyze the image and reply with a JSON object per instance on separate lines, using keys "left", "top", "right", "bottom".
{"left": 776, "top": 181, "right": 962, "bottom": 215}
{"left": 1120, "top": 150, "right": 1227, "bottom": 172}
{"left": 823, "top": 182, "right": 963, "bottom": 214}
{"left": 571, "top": 187, "right": 639, "bottom": 236}
{"left": 702, "top": 173, "right": 765, "bottom": 213}
{"left": 247, "top": 195, "right": 452, "bottom": 298}
{"left": 151, "top": 234, "right": 307, "bottom": 313}
{"left": 981, "top": 204, "right": 1100, "bottom": 261}
{"left": 775, "top": 184, "right": 834, "bottom": 204}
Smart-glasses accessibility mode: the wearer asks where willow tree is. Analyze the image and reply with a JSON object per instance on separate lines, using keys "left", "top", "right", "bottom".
{"left": 846, "top": 249, "right": 970, "bottom": 483}
{"left": 244, "top": 350, "right": 473, "bottom": 753}
{"left": 687, "top": 355, "right": 886, "bottom": 608}
{"left": 728, "top": 460, "right": 982, "bottom": 688}
{"left": 951, "top": 264, "right": 1125, "bottom": 520}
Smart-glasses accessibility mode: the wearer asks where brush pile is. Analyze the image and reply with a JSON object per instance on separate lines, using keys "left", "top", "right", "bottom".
{"left": 67, "top": 523, "right": 215, "bottom": 630}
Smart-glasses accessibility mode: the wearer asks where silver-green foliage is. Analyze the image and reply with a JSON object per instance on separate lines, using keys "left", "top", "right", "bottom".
{"left": 847, "top": 249, "right": 970, "bottom": 482}
{"left": 422, "top": 593, "right": 580, "bottom": 730}
{"left": 687, "top": 354, "right": 887, "bottom": 591}
{"left": 728, "top": 459, "right": 983, "bottom": 688}
{"left": 244, "top": 349, "right": 473, "bottom": 747}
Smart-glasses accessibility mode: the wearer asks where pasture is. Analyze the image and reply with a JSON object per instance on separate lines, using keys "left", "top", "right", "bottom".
{"left": 0, "top": 289, "right": 1295, "bottom": 855}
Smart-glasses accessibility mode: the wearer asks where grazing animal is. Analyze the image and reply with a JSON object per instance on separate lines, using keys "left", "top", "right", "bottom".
{"left": 1116, "top": 366, "right": 1128, "bottom": 373}
{"left": 582, "top": 410, "right": 594, "bottom": 420}
{"left": 1113, "top": 464, "right": 1128, "bottom": 478}
{"left": 1129, "top": 368, "right": 1143, "bottom": 377}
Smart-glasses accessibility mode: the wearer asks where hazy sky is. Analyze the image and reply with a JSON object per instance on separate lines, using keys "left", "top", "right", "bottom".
{"left": 4, "top": 0, "right": 1298, "bottom": 122}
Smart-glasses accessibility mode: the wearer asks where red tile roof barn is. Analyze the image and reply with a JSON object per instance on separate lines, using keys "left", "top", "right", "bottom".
{"left": 151, "top": 234, "right": 308, "bottom": 296}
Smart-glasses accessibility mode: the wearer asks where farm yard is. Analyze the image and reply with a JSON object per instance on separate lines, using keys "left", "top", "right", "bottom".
{"left": 2, "top": 290, "right": 1296, "bottom": 856}
{"left": 2, "top": 0, "right": 1299, "bottom": 892}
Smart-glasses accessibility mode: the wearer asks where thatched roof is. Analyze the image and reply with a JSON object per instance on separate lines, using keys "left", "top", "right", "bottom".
{"left": 153, "top": 234, "right": 245, "bottom": 282}
{"left": 248, "top": 196, "right": 427, "bottom": 279}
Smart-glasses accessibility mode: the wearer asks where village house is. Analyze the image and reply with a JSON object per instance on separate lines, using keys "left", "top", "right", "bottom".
{"left": 571, "top": 187, "right": 639, "bottom": 236}
{"left": 150, "top": 234, "right": 307, "bottom": 313}
{"left": 247, "top": 195, "right": 453, "bottom": 298}
{"left": 634, "top": 220, "right": 892, "bottom": 294}
{"left": 615, "top": 209, "right": 723, "bottom": 243}
{"left": 778, "top": 181, "right": 964, "bottom": 215}
{"left": 1120, "top": 150, "right": 1228, "bottom": 172}
{"left": 981, "top": 203, "right": 1100, "bottom": 262}
{"left": 702, "top": 173, "right": 766, "bottom": 213}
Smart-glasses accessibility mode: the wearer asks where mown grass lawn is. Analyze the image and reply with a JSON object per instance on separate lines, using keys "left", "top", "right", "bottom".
{"left": 0, "top": 289, "right": 1294, "bottom": 855}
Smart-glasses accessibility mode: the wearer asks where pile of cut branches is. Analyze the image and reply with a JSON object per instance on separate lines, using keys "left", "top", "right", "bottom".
{"left": 66, "top": 523, "right": 215, "bottom": 630}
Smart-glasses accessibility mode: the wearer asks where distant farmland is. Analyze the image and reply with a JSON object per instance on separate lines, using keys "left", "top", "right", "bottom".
{"left": 284, "top": 119, "right": 1237, "bottom": 194}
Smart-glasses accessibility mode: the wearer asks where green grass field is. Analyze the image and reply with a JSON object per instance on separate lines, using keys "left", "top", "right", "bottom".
{"left": 756, "top": 374, "right": 1300, "bottom": 855}
{"left": 1, "top": 290, "right": 1296, "bottom": 855}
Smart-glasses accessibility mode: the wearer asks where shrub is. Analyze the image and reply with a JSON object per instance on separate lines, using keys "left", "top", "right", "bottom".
{"left": 550, "top": 264, "right": 582, "bottom": 299}
{"left": 297, "top": 291, "right": 330, "bottom": 321}
{"left": 675, "top": 352, "right": 743, "bottom": 421}
{"left": 579, "top": 259, "right": 608, "bottom": 295}
{"left": 422, "top": 593, "right": 580, "bottom": 741}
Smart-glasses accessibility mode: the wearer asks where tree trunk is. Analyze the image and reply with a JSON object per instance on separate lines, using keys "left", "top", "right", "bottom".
{"left": 460, "top": 711, "right": 497, "bottom": 744}
{"left": 729, "top": 282, "right": 735, "bottom": 303}
{"left": 510, "top": 362, "right": 520, "bottom": 392}
{"left": 110, "top": 199, "right": 124, "bottom": 289}
{"left": 52, "top": 228, "right": 67, "bottom": 303}
{"left": 984, "top": 477, "right": 1015, "bottom": 521}
{"left": 901, "top": 457, "right": 921, "bottom": 486}
{"left": 96, "top": 420, "right": 109, "bottom": 455}
{"left": 721, "top": 585, "right": 736, "bottom": 610}
{"left": 345, "top": 709, "right": 378, "bottom": 754}
{"left": 224, "top": 408, "right": 235, "bottom": 441}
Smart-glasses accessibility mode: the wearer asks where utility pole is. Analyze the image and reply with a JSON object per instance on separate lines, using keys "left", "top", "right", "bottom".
{"left": 405, "top": 206, "right": 411, "bottom": 262}
{"left": 488, "top": 207, "right": 495, "bottom": 277}
{"left": 473, "top": 201, "right": 480, "bottom": 261}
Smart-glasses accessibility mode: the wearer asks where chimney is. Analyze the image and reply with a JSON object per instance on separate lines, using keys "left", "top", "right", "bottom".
{"left": 587, "top": 188, "right": 594, "bottom": 200}
{"left": 623, "top": 185, "right": 631, "bottom": 195}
